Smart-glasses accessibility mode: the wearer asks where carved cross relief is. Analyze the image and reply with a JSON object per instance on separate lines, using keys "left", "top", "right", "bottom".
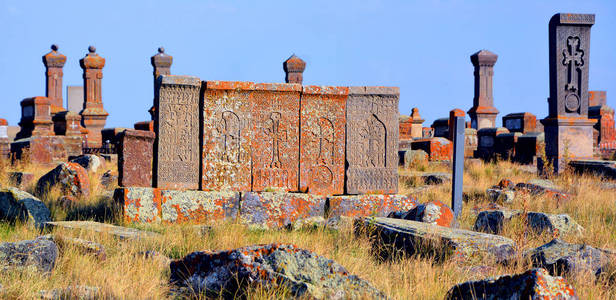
{"left": 264, "top": 112, "right": 287, "bottom": 168}
{"left": 313, "top": 117, "right": 334, "bottom": 165}
{"left": 562, "top": 36, "right": 584, "bottom": 93}
{"left": 360, "top": 114, "right": 386, "bottom": 168}
{"left": 216, "top": 111, "right": 240, "bottom": 163}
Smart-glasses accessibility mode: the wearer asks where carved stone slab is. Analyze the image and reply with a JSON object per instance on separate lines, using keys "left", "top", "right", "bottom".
{"left": 155, "top": 75, "right": 201, "bottom": 190}
{"left": 345, "top": 86, "right": 399, "bottom": 194}
{"left": 250, "top": 83, "right": 301, "bottom": 192}
{"left": 202, "top": 81, "right": 254, "bottom": 191}
{"left": 299, "top": 86, "right": 347, "bottom": 195}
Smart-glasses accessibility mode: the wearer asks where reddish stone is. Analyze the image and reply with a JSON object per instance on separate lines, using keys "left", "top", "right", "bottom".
{"left": 326, "top": 194, "right": 418, "bottom": 218}
{"left": 468, "top": 50, "right": 499, "bottom": 129}
{"left": 448, "top": 109, "right": 466, "bottom": 141}
{"left": 498, "top": 179, "right": 514, "bottom": 189}
{"left": 79, "top": 46, "right": 109, "bottom": 148}
{"left": 589, "top": 91, "right": 607, "bottom": 107}
{"left": 404, "top": 200, "right": 455, "bottom": 227}
{"left": 399, "top": 115, "right": 412, "bottom": 140}
{"left": 0, "top": 119, "right": 8, "bottom": 159}
{"left": 410, "top": 137, "right": 453, "bottom": 161}
{"left": 251, "top": 83, "right": 301, "bottom": 192}
{"left": 118, "top": 129, "right": 155, "bottom": 187}
{"left": 202, "top": 81, "right": 254, "bottom": 192}
{"left": 502, "top": 112, "right": 537, "bottom": 134}
{"left": 283, "top": 54, "right": 306, "bottom": 84}
{"left": 240, "top": 192, "right": 325, "bottom": 228}
{"left": 11, "top": 135, "right": 81, "bottom": 166}
{"left": 299, "top": 86, "right": 347, "bottom": 195}
{"left": 16, "top": 96, "right": 54, "bottom": 139}
{"left": 134, "top": 120, "right": 154, "bottom": 132}
{"left": 42, "top": 44, "right": 67, "bottom": 114}
{"left": 422, "top": 127, "right": 434, "bottom": 138}
{"left": 36, "top": 162, "right": 90, "bottom": 198}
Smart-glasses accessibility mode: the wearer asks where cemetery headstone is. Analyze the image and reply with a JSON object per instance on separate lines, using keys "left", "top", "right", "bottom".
{"left": 149, "top": 47, "right": 172, "bottom": 120}
{"left": 468, "top": 50, "right": 499, "bottom": 129}
{"left": 79, "top": 46, "right": 109, "bottom": 148}
{"left": 431, "top": 117, "right": 449, "bottom": 138}
{"left": 502, "top": 112, "right": 537, "bottom": 134}
{"left": 589, "top": 91, "right": 606, "bottom": 107}
{"left": 42, "top": 44, "right": 66, "bottom": 115}
{"left": 119, "top": 129, "right": 155, "bottom": 187}
{"left": 452, "top": 116, "right": 464, "bottom": 217}
{"left": 66, "top": 86, "right": 84, "bottom": 114}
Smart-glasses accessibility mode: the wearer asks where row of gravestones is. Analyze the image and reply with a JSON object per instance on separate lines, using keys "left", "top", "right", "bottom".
{"left": 151, "top": 76, "right": 399, "bottom": 196}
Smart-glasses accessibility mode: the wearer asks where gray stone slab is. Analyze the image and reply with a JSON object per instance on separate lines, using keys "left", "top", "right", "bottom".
{"left": 66, "top": 86, "right": 84, "bottom": 113}
{"left": 44, "top": 221, "right": 159, "bottom": 240}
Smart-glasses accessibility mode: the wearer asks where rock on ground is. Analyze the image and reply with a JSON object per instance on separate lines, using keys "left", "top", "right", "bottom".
{"left": 7, "top": 172, "right": 35, "bottom": 189}
{"left": 326, "top": 194, "right": 418, "bottom": 219}
{"left": 70, "top": 154, "right": 105, "bottom": 173}
{"left": 485, "top": 188, "right": 515, "bottom": 203}
{"left": 170, "top": 243, "right": 385, "bottom": 299}
{"left": 0, "top": 237, "right": 58, "bottom": 273}
{"left": 445, "top": 268, "right": 578, "bottom": 300}
{"left": 39, "top": 285, "right": 105, "bottom": 300}
{"left": 40, "top": 234, "right": 106, "bottom": 261}
{"left": 525, "top": 239, "right": 616, "bottom": 276}
{"left": 0, "top": 187, "right": 51, "bottom": 228}
{"left": 403, "top": 149, "right": 428, "bottom": 169}
{"left": 356, "top": 217, "right": 515, "bottom": 263}
{"left": 44, "top": 221, "right": 159, "bottom": 240}
{"left": 36, "top": 162, "right": 90, "bottom": 198}
{"left": 389, "top": 200, "right": 455, "bottom": 227}
{"left": 474, "top": 209, "right": 583, "bottom": 236}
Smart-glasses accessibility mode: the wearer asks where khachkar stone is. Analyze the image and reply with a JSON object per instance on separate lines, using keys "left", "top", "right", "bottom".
{"left": 42, "top": 44, "right": 66, "bottom": 115}
{"left": 468, "top": 50, "right": 499, "bottom": 129}
{"left": 346, "top": 86, "right": 399, "bottom": 194}
{"left": 202, "top": 81, "right": 253, "bottom": 191}
{"left": 149, "top": 47, "right": 173, "bottom": 120}
{"left": 16, "top": 97, "right": 54, "bottom": 139}
{"left": 80, "top": 46, "right": 109, "bottom": 148}
{"left": 155, "top": 75, "right": 201, "bottom": 190}
{"left": 541, "top": 13, "right": 596, "bottom": 172}
{"left": 283, "top": 55, "right": 306, "bottom": 84}
{"left": 299, "top": 86, "right": 347, "bottom": 195}
{"left": 0, "top": 119, "right": 9, "bottom": 159}
{"left": 119, "top": 129, "right": 155, "bottom": 187}
{"left": 251, "top": 83, "right": 301, "bottom": 192}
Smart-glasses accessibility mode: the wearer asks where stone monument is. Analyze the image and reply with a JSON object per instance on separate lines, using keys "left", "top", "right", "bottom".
{"left": 66, "top": 86, "right": 84, "bottom": 114}
{"left": 42, "top": 44, "right": 66, "bottom": 116}
{"left": 149, "top": 47, "right": 173, "bottom": 120}
{"left": 79, "top": 46, "right": 109, "bottom": 148}
{"left": 468, "top": 50, "right": 499, "bottom": 129}
{"left": 283, "top": 55, "right": 306, "bottom": 84}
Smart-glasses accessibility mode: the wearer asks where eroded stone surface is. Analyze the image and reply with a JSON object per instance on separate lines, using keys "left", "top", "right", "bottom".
{"left": 240, "top": 192, "right": 325, "bottom": 229}
{"left": 474, "top": 209, "right": 583, "bottom": 236}
{"left": 118, "top": 129, "right": 155, "bottom": 187}
{"left": 445, "top": 268, "right": 577, "bottom": 300}
{"left": 410, "top": 137, "right": 452, "bottom": 161}
{"left": 327, "top": 194, "right": 418, "bottom": 218}
{"left": 394, "top": 200, "right": 455, "bottom": 227}
{"left": 70, "top": 154, "right": 105, "bottom": 173}
{"left": 44, "top": 221, "right": 159, "bottom": 240}
{"left": 525, "top": 239, "right": 615, "bottom": 276}
{"left": 0, "top": 187, "right": 51, "bottom": 228}
{"left": 36, "top": 162, "right": 90, "bottom": 198}
{"left": 0, "top": 237, "right": 58, "bottom": 273}
{"left": 170, "top": 244, "right": 385, "bottom": 299}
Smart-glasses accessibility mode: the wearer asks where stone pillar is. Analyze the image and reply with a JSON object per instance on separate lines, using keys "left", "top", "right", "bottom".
{"left": 16, "top": 96, "right": 54, "bottom": 139}
{"left": 42, "top": 44, "right": 66, "bottom": 115}
{"left": 148, "top": 47, "right": 173, "bottom": 120}
{"left": 468, "top": 50, "right": 499, "bottom": 129}
{"left": 410, "top": 108, "right": 424, "bottom": 139}
{"left": 541, "top": 13, "right": 596, "bottom": 172}
{"left": 283, "top": 54, "right": 306, "bottom": 84}
{"left": 0, "top": 119, "right": 9, "bottom": 159}
{"left": 449, "top": 109, "right": 465, "bottom": 141}
{"left": 79, "top": 46, "right": 109, "bottom": 148}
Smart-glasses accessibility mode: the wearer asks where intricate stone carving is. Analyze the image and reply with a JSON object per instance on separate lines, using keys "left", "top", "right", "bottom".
{"left": 155, "top": 75, "right": 201, "bottom": 190}
{"left": 346, "top": 86, "right": 399, "bottom": 194}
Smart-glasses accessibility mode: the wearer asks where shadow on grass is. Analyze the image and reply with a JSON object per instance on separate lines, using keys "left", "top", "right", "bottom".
{"left": 63, "top": 195, "right": 121, "bottom": 223}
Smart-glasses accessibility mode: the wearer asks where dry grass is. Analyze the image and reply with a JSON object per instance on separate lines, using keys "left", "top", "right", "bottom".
{"left": 0, "top": 156, "right": 615, "bottom": 299}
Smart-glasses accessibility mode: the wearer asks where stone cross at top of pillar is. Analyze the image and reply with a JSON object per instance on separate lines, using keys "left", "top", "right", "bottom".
{"left": 470, "top": 50, "right": 498, "bottom": 66}
{"left": 42, "top": 44, "right": 66, "bottom": 68}
{"left": 80, "top": 46, "right": 105, "bottom": 69}
{"left": 151, "top": 46, "right": 173, "bottom": 69}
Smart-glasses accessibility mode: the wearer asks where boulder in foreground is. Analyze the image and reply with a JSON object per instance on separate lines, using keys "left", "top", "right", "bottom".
{"left": 445, "top": 268, "right": 578, "bottom": 300}
{"left": 0, "top": 187, "right": 51, "bottom": 228}
{"left": 355, "top": 217, "right": 515, "bottom": 263}
{"left": 36, "top": 162, "right": 90, "bottom": 198}
{"left": 170, "top": 243, "right": 385, "bottom": 299}
{"left": 474, "top": 209, "right": 583, "bottom": 236}
{"left": 0, "top": 237, "right": 58, "bottom": 273}
{"left": 525, "top": 239, "right": 616, "bottom": 276}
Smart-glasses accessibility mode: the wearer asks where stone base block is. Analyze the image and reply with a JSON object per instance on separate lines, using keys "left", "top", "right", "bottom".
{"left": 326, "top": 194, "right": 418, "bottom": 218}
{"left": 240, "top": 192, "right": 326, "bottom": 228}
{"left": 410, "top": 137, "right": 452, "bottom": 161}
{"left": 115, "top": 187, "right": 239, "bottom": 223}
{"left": 11, "top": 135, "right": 82, "bottom": 166}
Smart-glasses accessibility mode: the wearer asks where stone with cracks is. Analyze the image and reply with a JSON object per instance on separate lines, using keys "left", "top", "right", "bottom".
{"left": 326, "top": 194, "right": 418, "bottom": 218}
{"left": 524, "top": 239, "right": 616, "bottom": 276}
{"left": 36, "top": 162, "right": 90, "bottom": 198}
{"left": 391, "top": 200, "right": 455, "bottom": 227}
{"left": 0, "top": 237, "right": 58, "bottom": 273}
{"left": 403, "top": 149, "right": 428, "bottom": 169}
{"left": 445, "top": 268, "right": 577, "bottom": 300}
{"left": 0, "top": 187, "right": 51, "bottom": 228}
{"left": 356, "top": 217, "right": 515, "bottom": 263}
{"left": 169, "top": 243, "right": 386, "bottom": 299}
{"left": 240, "top": 192, "right": 325, "bottom": 229}
{"left": 474, "top": 209, "right": 583, "bottom": 236}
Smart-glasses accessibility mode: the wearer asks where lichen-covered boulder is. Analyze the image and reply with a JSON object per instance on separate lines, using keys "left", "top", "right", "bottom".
{"left": 525, "top": 239, "right": 615, "bottom": 276}
{"left": 170, "top": 244, "right": 385, "bottom": 299}
{"left": 0, "top": 187, "right": 51, "bottom": 228}
{"left": 240, "top": 192, "right": 325, "bottom": 229}
{"left": 36, "top": 162, "right": 90, "bottom": 198}
{"left": 41, "top": 234, "right": 106, "bottom": 261}
{"left": 70, "top": 154, "right": 105, "bottom": 173}
{"left": 486, "top": 188, "right": 515, "bottom": 203}
{"left": 389, "top": 200, "right": 455, "bottom": 227}
{"left": 474, "top": 209, "right": 583, "bottom": 236}
{"left": 445, "top": 268, "right": 577, "bottom": 300}
{"left": 515, "top": 180, "right": 571, "bottom": 201}
{"left": 327, "top": 194, "right": 418, "bottom": 219}
{"left": 404, "top": 149, "right": 428, "bottom": 169}
{"left": 356, "top": 217, "right": 515, "bottom": 263}
{"left": 0, "top": 237, "right": 58, "bottom": 273}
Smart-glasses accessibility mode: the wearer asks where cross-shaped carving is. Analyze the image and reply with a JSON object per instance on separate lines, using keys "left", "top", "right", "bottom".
{"left": 310, "top": 117, "right": 334, "bottom": 164}
{"left": 215, "top": 111, "right": 240, "bottom": 163}
{"left": 264, "top": 112, "right": 287, "bottom": 168}
{"left": 562, "top": 36, "right": 584, "bottom": 93}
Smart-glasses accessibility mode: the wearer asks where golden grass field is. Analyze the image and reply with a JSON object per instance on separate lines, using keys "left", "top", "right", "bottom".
{"left": 0, "top": 155, "right": 615, "bottom": 299}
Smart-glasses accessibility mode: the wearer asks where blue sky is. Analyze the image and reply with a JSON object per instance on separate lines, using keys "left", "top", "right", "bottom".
{"left": 0, "top": 0, "right": 614, "bottom": 128}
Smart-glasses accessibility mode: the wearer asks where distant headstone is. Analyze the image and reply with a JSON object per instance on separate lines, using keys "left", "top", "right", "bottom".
{"left": 502, "top": 112, "right": 537, "bottom": 134}
{"left": 345, "top": 87, "right": 399, "bottom": 194}
{"left": 431, "top": 118, "right": 449, "bottom": 138}
{"left": 155, "top": 75, "right": 201, "bottom": 190}
{"left": 0, "top": 119, "right": 8, "bottom": 159}
{"left": 149, "top": 47, "right": 173, "bottom": 120}
{"left": 66, "top": 86, "right": 84, "bottom": 113}
{"left": 119, "top": 129, "right": 155, "bottom": 187}
{"left": 468, "top": 50, "right": 499, "bottom": 129}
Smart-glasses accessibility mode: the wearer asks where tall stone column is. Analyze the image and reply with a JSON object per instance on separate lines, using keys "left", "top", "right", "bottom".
{"left": 283, "top": 54, "right": 306, "bottom": 84}
{"left": 541, "top": 13, "right": 596, "bottom": 172}
{"left": 42, "top": 44, "right": 66, "bottom": 115}
{"left": 468, "top": 50, "right": 499, "bottom": 130}
{"left": 79, "top": 46, "right": 108, "bottom": 148}
{"left": 148, "top": 47, "right": 172, "bottom": 120}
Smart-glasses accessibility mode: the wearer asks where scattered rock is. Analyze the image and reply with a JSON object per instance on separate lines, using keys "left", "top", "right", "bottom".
{"left": 44, "top": 221, "right": 159, "bottom": 240}
{"left": 445, "top": 268, "right": 577, "bottom": 300}
{"left": 389, "top": 200, "right": 455, "bottom": 227}
{"left": 528, "top": 178, "right": 558, "bottom": 190}
{"left": 0, "top": 187, "right": 51, "bottom": 228}
{"left": 497, "top": 178, "right": 515, "bottom": 189}
{"left": 7, "top": 172, "right": 35, "bottom": 189}
{"left": 525, "top": 239, "right": 616, "bottom": 276}
{"left": 0, "top": 237, "right": 58, "bottom": 273}
{"left": 40, "top": 234, "right": 106, "bottom": 261}
{"left": 70, "top": 154, "right": 105, "bottom": 173}
{"left": 170, "top": 243, "right": 385, "bottom": 299}
{"left": 403, "top": 149, "right": 428, "bottom": 169}
{"left": 515, "top": 180, "right": 571, "bottom": 201}
{"left": 356, "top": 217, "right": 515, "bottom": 263}
{"left": 486, "top": 188, "right": 515, "bottom": 203}
{"left": 100, "top": 170, "right": 117, "bottom": 188}
{"left": 36, "top": 162, "right": 90, "bottom": 198}
{"left": 138, "top": 250, "right": 171, "bottom": 265}
{"left": 288, "top": 216, "right": 327, "bottom": 231}
{"left": 474, "top": 209, "right": 583, "bottom": 236}
{"left": 39, "top": 285, "right": 104, "bottom": 300}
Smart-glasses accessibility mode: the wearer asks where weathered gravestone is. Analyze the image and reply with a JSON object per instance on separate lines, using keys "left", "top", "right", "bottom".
{"left": 541, "top": 13, "right": 596, "bottom": 172}
{"left": 42, "top": 44, "right": 66, "bottom": 116}
{"left": 251, "top": 83, "right": 301, "bottom": 192}
{"left": 155, "top": 75, "right": 201, "bottom": 190}
{"left": 468, "top": 50, "right": 499, "bottom": 130}
{"left": 202, "top": 81, "right": 253, "bottom": 191}
{"left": 66, "top": 86, "right": 84, "bottom": 114}
{"left": 502, "top": 112, "right": 537, "bottom": 134}
{"left": 345, "top": 87, "right": 399, "bottom": 194}
{"left": 299, "top": 86, "right": 347, "bottom": 195}
{"left": 0, "top": 119, "right": 9, "bottom": 159}
{"left": 119, "top": 129, "right": 155, "bottom": 187}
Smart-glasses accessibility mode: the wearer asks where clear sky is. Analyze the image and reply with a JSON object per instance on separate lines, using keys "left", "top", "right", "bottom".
{"left": 0, "top": 0, "right": 614, "bottom": 128}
